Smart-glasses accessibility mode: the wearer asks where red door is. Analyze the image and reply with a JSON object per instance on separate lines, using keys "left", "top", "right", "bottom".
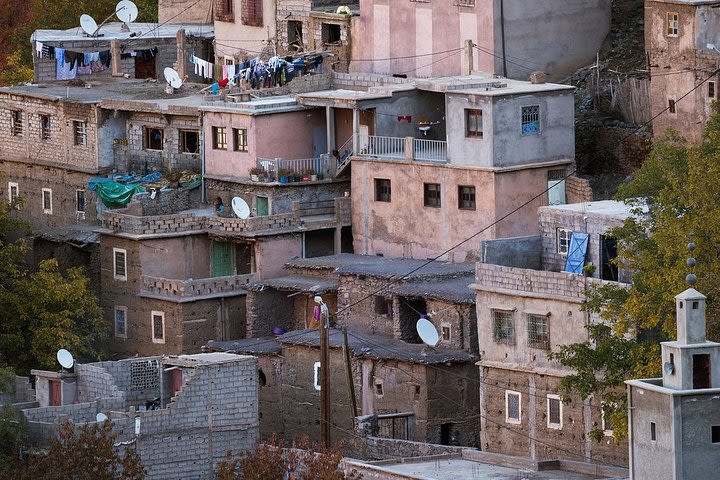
{"left": 50, "top": 380, "right": 61, "bottom": 406}
{"left": 171, "top": 369, "right": 183, "bottom": 396}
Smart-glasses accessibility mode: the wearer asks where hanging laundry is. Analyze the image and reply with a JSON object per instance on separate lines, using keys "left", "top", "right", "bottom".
{"left": 35, "top": 41, "right": 44, "bottom": 58}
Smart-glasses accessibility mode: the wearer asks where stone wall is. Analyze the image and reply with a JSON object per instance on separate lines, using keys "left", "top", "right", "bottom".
{"left": 336, "top": 274, "right": 402, "bottom": 336}
{"left": 113, "top": 112, "right": 201, "bottom": 172}
{"left": 0, "top": 94, "right": 99, "bottom": 171}
{"left": 129, "top": 186, "right": 203, "bottom": 216}
{"left": 0, "top": 160, "right": 100, "bottom": 231}
{"left": 479, "top": 367, "right": 627, "bottom": 465}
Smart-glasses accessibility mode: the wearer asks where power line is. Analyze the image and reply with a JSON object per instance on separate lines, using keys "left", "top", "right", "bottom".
{"left": 349, "top": 47, "right": 465, "bottom": 63}
{"left": 121, "top": 0, "right": 207, "bottom": 50}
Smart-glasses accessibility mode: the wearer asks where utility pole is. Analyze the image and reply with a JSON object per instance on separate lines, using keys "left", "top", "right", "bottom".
{"left": 315, "top": 296, "right": 331, "bottom": 448}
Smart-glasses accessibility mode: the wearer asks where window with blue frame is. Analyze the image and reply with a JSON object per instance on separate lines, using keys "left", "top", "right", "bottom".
{"left": 521, "top": 105, "right": 540, "bottom": 135}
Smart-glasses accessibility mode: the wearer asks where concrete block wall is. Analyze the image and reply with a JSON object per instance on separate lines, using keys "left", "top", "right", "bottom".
{"left": 75, "top": 363, "right": 125, "bottom": 402}
{"left": 565, "top": 176, "right": 593, "bottom": 204}
{"left": 475, "top": 263, "right": 600, "bottom": 301}
{"left": 333, "top": 72, "right": 412, "bottom": 90}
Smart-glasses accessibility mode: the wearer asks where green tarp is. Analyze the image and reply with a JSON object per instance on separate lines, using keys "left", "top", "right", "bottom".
{"left": 95, "top": 182, "right": 144, "bottom": 208}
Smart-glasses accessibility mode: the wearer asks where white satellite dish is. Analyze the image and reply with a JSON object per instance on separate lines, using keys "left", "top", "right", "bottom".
{"left": 416, "top": 318, "right": 439, "bottom": 347}
{"left": 57, "top": 349, "right": 75, "bottom": 369}
{"left": 80, "top": 14, "right": 99, "bottom": 36}
{"left": 115, "top": 0, "right": 139, "bottom": 23}
{"left": 96, "top": 412, "right": 109, "bottom": 422}
{"left": 163, "top": 67, "right": 183, "bottom": 89}
{"left": 231, "top": 197, "right": 250, "bottom": 219}
{"left": 663, "top": 362, "right": 675, "bottom": 375}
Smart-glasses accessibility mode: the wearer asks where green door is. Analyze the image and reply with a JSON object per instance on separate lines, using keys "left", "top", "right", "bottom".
{"left": 256, "top": 196, "right": 269, "bottom": 216}
{"left": 212, "top": 242, "right": 234, "bottom": 277}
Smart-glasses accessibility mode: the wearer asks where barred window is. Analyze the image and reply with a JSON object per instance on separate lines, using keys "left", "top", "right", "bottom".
{"left": 74, "top": 120, "right": 87, "bottom": 146}
{"left": 521, "top": 105, "right": 540, "bottom": 135}
{"left": 465, "top": 109, "right": 482, "bottom": 137}
{"left": 130, "top": 360, "right": 159, "bottom": 391}
{"left": 458, "top": 185, "right": 476, "bottom": 210}
{"left": 113, "top": 248, "right": 127, "bottom": 281}
{"left": 424, "top": 183, "right": 441, "bottom": 208}
{"left": 455, "top": 0, "right": 475, "bottom": 5}
{"left": 666, "top": 12, "right": 678, "bottom": 36}
{"left": 11, "top": 111, "right": 22, "bottom": 136}
{"left": 505, "top": 390, "right": 521, "bottom": 423}
{"left": 40, "top": 114, "right": 51, "bottom": 140}
{"left": 527, "top": 314, "right": 550, "bottom": 350}
{"left": 547, "top": 395, "right": 562, "bottom": 429}
{"left": 114, "top": 306, "right": 127, "bottom": 338}
{"left": 152, "top": 311, "right": 165, "bottom": 343}
{"left": 492, "top": 310, "right": 515, "bottom": 345}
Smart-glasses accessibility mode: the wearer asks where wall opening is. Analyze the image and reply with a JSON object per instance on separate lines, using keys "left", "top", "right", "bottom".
{"left": 322, "top": 23, "right": 341, "bottom": 44}
{"left": 650, "top": 422, "right": 656, "bottom": 441}
{"left": 287, "top": 20, "right": 303, "bottom": 50}
{"left": 693, "top": 354, "right": 711, "bottom": 389}
{"left": 713, "top": 426, "right": 720, "bottom": 443}
{"left": 600, "top": 235, "right": 618, "bottom": 281}
{"left": 236, "top": 243, "right": 253, "bottom": 274}
{"left": 440, "top": 423, "right": 457, "bottom": 446}
{"left": 398, "top": 297, "right": 426, "bottom": 344}
{"left": 341, "top": 226, "right": 354, "bottom": 253}
{"left": 304, "top": 229, "right": 335, "bottom": 258}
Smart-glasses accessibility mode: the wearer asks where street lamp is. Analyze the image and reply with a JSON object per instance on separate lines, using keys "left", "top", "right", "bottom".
{"left": 314, "top": 295, "right": 331, "bottom": 448}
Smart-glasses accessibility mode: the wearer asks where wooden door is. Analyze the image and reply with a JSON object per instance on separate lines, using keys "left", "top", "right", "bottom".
{"left": 50, "top": 380, "right": 61, "bottom": 406}
{"left": 171, "top": 369, "right": 183, "bottom": 396}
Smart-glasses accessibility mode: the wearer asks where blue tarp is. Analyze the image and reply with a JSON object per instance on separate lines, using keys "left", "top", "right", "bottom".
{"left": 564, "top": 232, "right": 589, "bottom": 274}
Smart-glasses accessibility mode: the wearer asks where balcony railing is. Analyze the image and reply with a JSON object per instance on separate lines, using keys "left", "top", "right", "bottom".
{"left": 141, "top": 274, "right": 255, "bottom": 299}
{"left": 256, "top": 154, "right": 335, "bottom": 180}
{"left": 351, "top": 134, "right": 447, "bottom": 163}
{"left": 358, "top": 135, "right": 406, "bottom": 160}
{"left": 413, "top": 138, "right": 447, "bottom": 162}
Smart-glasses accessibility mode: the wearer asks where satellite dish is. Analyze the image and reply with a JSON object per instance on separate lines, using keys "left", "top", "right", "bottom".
{"left": 663, "top": 362, "right": 675, "bottom": 375}
{"left": 115, "top": 0, "right": 139, "bottom": 23}
{"left": 80, "top": 14, "right": 99, "bottom": 36}
{"left": 96, "top": 413, "right": 109, "bottom": 422}
{"left": 231, "top": 197, "right": 250, "bottom": 219}
{"left": 416, "top": 318, "right": 439, "bottom": 347}
{"left": 163, "top": 67, "right": 183, "bottom": 89}
{"left": 57, "top": 349, "right": 75, "bottom": 369}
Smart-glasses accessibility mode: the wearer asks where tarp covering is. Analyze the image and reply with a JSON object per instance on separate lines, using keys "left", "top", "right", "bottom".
{"left": 565, "top": 232, "right": 589, "bottom": 274}
{"left": 89, "top": 171, "right": 201, "bottom": 207}
{"left": 94, "top": 181, "right": 144, "bottom": 208}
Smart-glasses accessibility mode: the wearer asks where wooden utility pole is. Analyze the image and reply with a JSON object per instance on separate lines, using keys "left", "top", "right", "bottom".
{"left": 342, "top": 327, "right": 358, "bottom": 419}
{"left": 319, "top": 301, "right": 331, "bottom": 448}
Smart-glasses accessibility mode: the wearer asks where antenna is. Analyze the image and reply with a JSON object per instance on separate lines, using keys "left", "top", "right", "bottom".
{"left": 79, "top": 14, "right": 99, "bottom": 36}
{"left": 163, "top": 67, "right": 183, "bottom": 90}
{"left": 115, "top": 0, "right": 139, "bottom": 23}
{"left": 57, "top": 349, "right": 75, "bottom": 370}
{"left": 231, "top": 197, "right": 250, "bottom": 219}
{"left": 416, "top": 318, "right": 440, "bottom": 347}
{"left": 96, "top": 412, "right": 109, "bottom": 422}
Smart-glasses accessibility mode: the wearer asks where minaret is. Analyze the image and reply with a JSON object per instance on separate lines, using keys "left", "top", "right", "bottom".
{"left": 660, "top": 241, "right": 719, "bottom": 390}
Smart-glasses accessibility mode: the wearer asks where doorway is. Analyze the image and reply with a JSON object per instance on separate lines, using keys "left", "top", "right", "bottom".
{"left": 600, "top": 235, "right": 618, "bottom": 281}
{"left": 256, "top": 196, "right": 269, "bottom": 216}
{"left": 135, "top": 54, "right": 156, "bottom": 79}
{"left": 398, "top": 297, "right": 426, "bottom": 344}
{"left": 50, "top": 380, "right": 61, "bottom": 406}
{"left": 212, "top": 241, "right": 235, "bottom": 277}
{"left": 693, "top": 354, "right": 711, "bottom": 389}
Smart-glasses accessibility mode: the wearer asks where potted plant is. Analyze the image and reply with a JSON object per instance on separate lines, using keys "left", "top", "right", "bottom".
{"left": 278, "top": 169, "right": 291, "bottom": 184}
{"left": 582, "top": 263, "right": 596, "bottom": 277}
{"left": 248, "top": 166, "right": 265, "bottom": 182}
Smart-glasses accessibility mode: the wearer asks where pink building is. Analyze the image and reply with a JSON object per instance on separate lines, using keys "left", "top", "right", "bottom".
{"left": 351, "top": 0, "right": 611, "bottom": 81}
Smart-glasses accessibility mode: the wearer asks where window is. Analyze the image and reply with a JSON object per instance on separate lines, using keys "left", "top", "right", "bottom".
{"left": 214, "top": 0, "right": 234, "bottom": 21}
{"left": 113, "top": 248, "right": 127, "bottom": 281}
{"left": 375, "top": 178, "right": 391, "bottom": 202}
{"left": 547, "top": 395, "right": 563, "bottom": 429}
{"left": 313, "top": 361, "right": 321, "bottom": 391}
{"left": 151, "top": 311, "right": 165, "bottom": 343}
{"left": 212, "top": 126, "right": 227, "bottom": 149}
{"left": 40, "top": 114, "right": 51, "bottom": 140}
{"left": 667, "top": 12, "right": 678, "bottom": 36}
{"left": 650, "top": 422, "right": 656, "bottom": 441}
{"left": 454, "top": 0, "right": 475, "bottom": 5}
{"left": 601, "top": 402, "right": 616, "bottom": 436}
{"left": 10, "top": 111, "right": 22, "bottom": 136}
{"left": 75, "top": 189, "right": 85, "bottom": 213}
{"left": 322, "top": 23, "right": 342, "bottom": 44}
{"left": 73, "top": 121, "right": 87, "bottom": 146}
{"left": 373, "top": 296, "right": 392, "bottom": 316}
{"left": 375, "top": 380, "right": 384, "bottom": 397}
{"left": 241, "top": 0, "right": 263, "bottom": 27}
{"left": 492, "top": 309, "right": 515, "bottom": 345}
{"left": 465, "top": 109, "right": 483, "bottom": 137}
{"left": 556, "top": 228, "right": 571, "bottom": 255}
{"left": 233, "top": 128, "right": 248, "bottom": 152}
{"left": 527, "top": 314, "right": 550, "bottom": 350}
{"left": 130, "top": 360, "right": 159, "bottom": 391}
{"left": 710, "top": 81, "right": 716, "bottom": 99}
{"left": 413, "top": 384, "right": 421, "bottom": 400}
{"left": 41, "top": 188, "right": 52, "bottom": 214}
{"left": 7, "top": 182, "right": 18, "bottom": 204}
{"left": 179, "top": 130, "right": 199, "bottom": 153}
{"left": 288, "top": 20, "right": 304, "bottom": 49}
{"left": 143, "top": 127, "right": 163, "bottom": 150}
{"left": 547, "top": 169, "right": 566, "bottom": 205}
{"left": 668, "top": 99, "right": 676, "bottom": 114}
{"left": 458, "top": 185, "right": 476, "bottom": 210}
{"left": 423, "top": 183, "right": 441, "bottom": 208}
{"left": 713, "top": 426, "right": 720, "bottom": 443}
{"left": 441, "top": 325, "right": 451, "bottom": 341}
{"left": 505, "top": 390, "right": 521, "bottom": 424}
{"left": 521, "top": 105, "right": 540, "bottom": 135}
{"left": 114, "top": 306, "right": 127, "bottom": 338}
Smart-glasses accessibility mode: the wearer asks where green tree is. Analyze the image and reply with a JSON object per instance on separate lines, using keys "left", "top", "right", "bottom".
{"left": 552, "top": 108, "right": 720, "bottom": 440}
{"left": 0, "top": 177, "right": 107, "bottom": 374}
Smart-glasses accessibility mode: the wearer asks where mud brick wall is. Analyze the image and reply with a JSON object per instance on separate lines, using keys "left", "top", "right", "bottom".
{"left": 336, "top": 274, "right": 402, "bottom": 336}
{"left": 565, "top": 175, "right": 593, "bottom": 204}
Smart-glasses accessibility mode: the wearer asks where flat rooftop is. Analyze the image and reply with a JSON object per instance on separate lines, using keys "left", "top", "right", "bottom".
{"left": 32, "top": 22, "right": 213, "bottom": 43}
{"left": 417, "top": 73, "right": 575, "bottom": 96}
{"left": 538, "top": 200, "right": 647, "bottom": 220}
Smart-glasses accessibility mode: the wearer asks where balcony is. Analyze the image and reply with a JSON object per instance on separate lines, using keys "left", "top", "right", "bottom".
{"left": 255, "top": 155, "right": 336, "bottom": 182}
{"left": 140, "top": 274, "right": 255, "bottom": 300}
{"left": 351, "top": 134, "right": 447, "bottom": 163}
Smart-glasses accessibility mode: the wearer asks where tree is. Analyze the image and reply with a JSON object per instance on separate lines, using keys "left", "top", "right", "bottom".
{"left": 15, "top": 420, "right": 144, "bottom": 480}
{"left": 552, "top": 107, "right": 720, "bottom": 439}
{"left": 0, "top": 176, "right": 107, "bottom": 374}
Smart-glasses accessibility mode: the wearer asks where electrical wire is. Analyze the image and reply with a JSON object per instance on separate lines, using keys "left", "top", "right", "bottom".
{"left": 121, "top": 0, "right": 208, "bottom": 50}
{"left": 349, "top": 47, "right": 465, "bottom": 63}
{"left": 473, "top": 45, "right": 537, "bottom": 73}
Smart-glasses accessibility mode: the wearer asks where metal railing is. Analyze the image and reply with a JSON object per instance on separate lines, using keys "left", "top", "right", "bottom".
{"left": 358, "top": 134, "right": 406, "bottom": 160}
{"left": 413, "top": 138, "right": 447, "bottom": 162}
{"left": 256, "top": 155, "right": 335, "bottom": 180}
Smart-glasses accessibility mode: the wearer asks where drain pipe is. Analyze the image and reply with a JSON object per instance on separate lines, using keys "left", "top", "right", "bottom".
{"left": 500, "top": 0, "right": 508, "bottom": 77}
